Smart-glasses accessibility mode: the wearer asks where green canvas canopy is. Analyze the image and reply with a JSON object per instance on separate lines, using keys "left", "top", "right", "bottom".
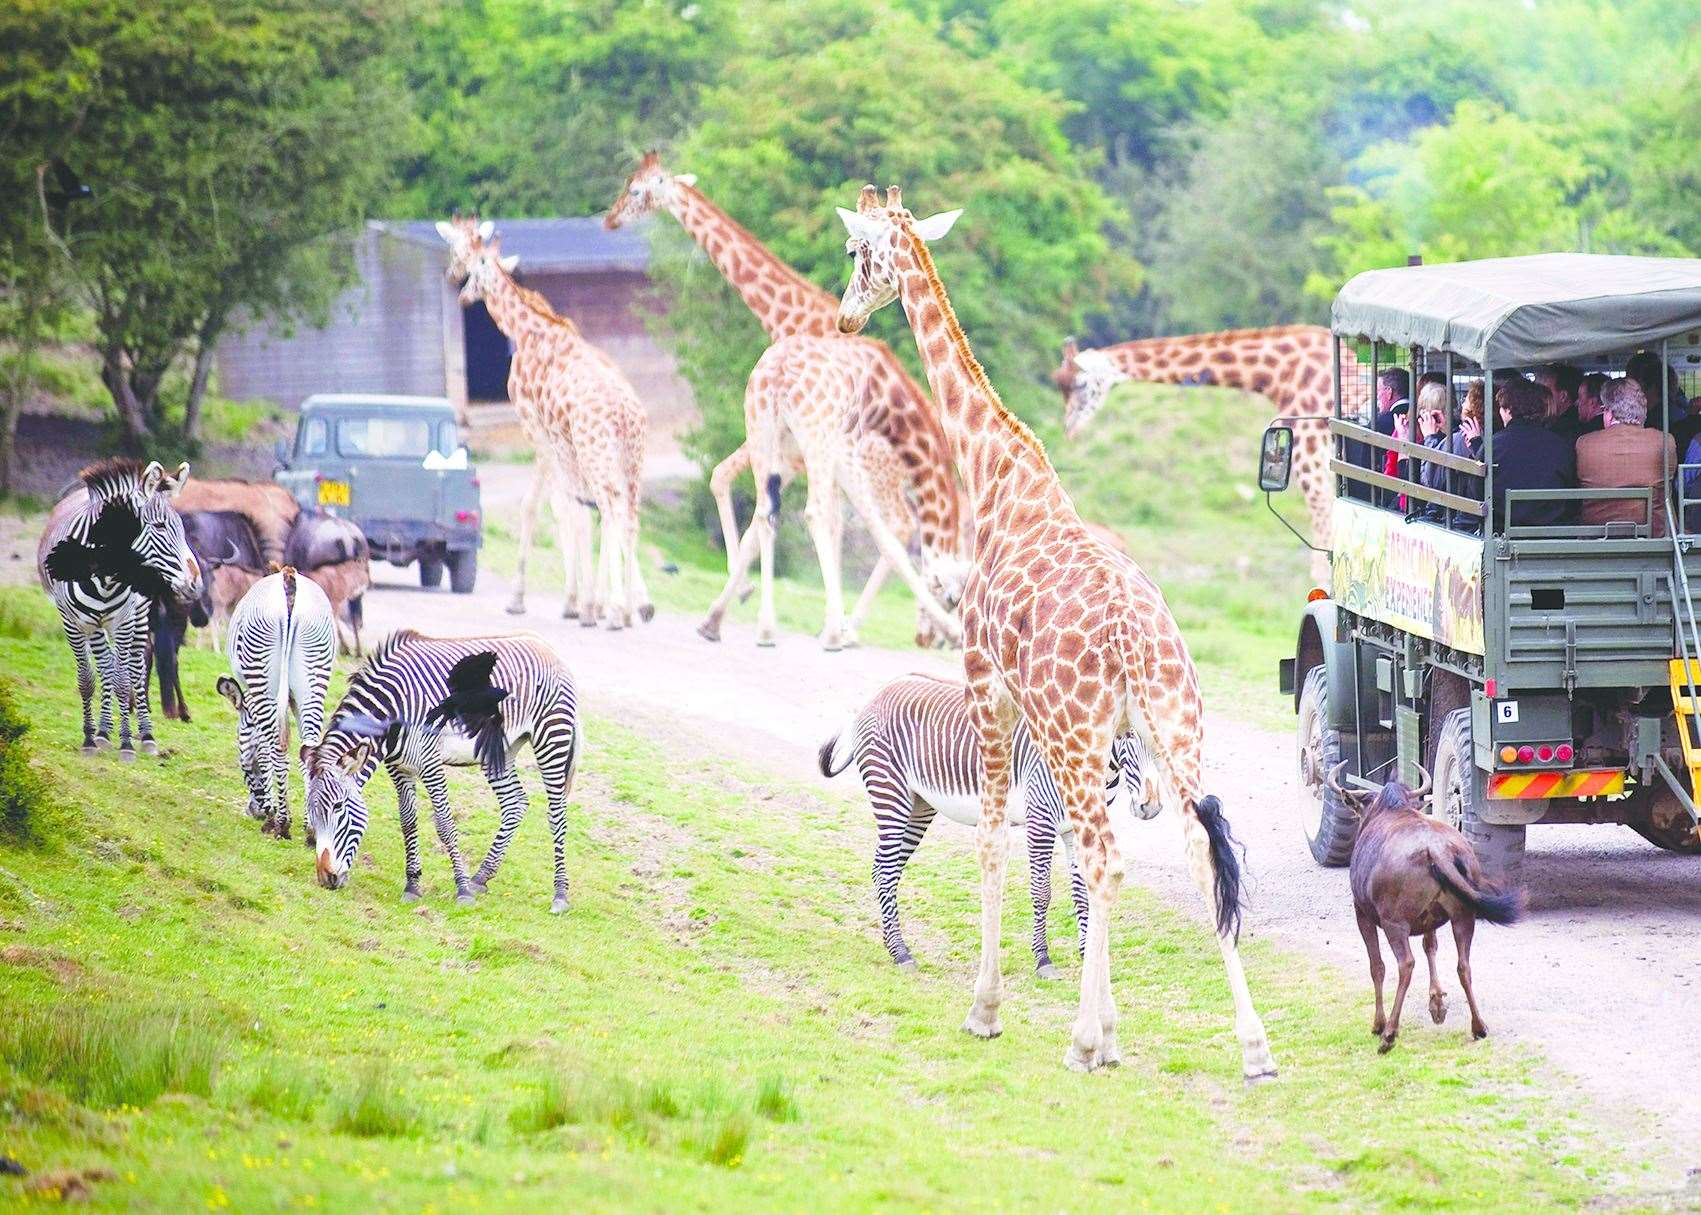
{"left": 1331, "top": 253, "right": 1701, "bottom": 368}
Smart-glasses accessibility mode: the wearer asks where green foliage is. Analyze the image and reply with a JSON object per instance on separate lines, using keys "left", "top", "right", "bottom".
{"left": 0, "top": 1005, "right": 224, "bottom": 1107}
{"left": 244, "top": 1059, "right": 320, "bottom": 1123}
{"left": 754, "top": 1075, "right": 799, "bottom": 1123}
{"left": 332, "top": 1063, "right": 419, "bottom": 1138}
{"left": 0, "top": 0, "right": 412, "bottom": 446}
{"left": 0, "top": 677, "right": 47, "bottom": 841}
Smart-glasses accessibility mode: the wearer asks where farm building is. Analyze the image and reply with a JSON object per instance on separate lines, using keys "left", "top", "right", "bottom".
{"left": 215, "top": 218, "right": 694, "bottom": 427}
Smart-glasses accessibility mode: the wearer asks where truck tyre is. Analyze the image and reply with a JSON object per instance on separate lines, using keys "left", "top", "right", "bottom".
{"left": 1296, "top": 666, "right": 1358, "bottom": 866}
{"left": 448, "top": 549, "right": 477, "bottom": 595}
{"left": 1626, "top": 784, "right": 1701, "bottom": 853}
{"left": 418, "top": 557, "right": 444, "bottom": 589}
{"left": 1434, "top": 707, "right": 1526, "bottom": 878}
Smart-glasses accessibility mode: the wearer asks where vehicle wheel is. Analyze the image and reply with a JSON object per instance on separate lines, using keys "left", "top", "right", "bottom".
{"left": 1433, "top": 707, "right": 1526, "bottom": 878}
{"left": 1626, "top": 783, "right": 1701, "bottom": 853}
{"left": 1295, "top": 666, "right": 1358, "bottom": 867}
{"left": 418, "top": 557, "right": 445, "bottom": 589}
{"left": 448, "top": 549, "right": 477, "bottom": 595}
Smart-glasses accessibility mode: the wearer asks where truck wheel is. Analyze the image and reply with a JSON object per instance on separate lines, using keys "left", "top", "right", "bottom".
{"left": 418, "top": 557, "right": 445, "bottom": 589}
{"left": 1434, "top": 707, "right": 1526, "bottom": 878}
{"left": 1296, "top": 666, "right": 1358, "bottom": 867}
{"left": 448, "top": 549, "right": 477, "bottom": 595}
{"left": 1626, "top": 784, "right": 1701, "bottom": 853}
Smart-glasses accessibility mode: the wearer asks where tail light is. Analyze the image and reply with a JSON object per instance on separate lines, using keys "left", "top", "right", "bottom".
{"left": 1516, "top": 746, "right": 1535, "bottom": 763}
{"left": 455, "top": 510, "right": 479, "bottom": 525}
{"left": 1499, "top": 745, "right": 1518, "bottom": 764}
{"left": 1536, "top": 744, "right": 1554, "bottom": 762}
{"left": 1556, "top": 743, "right": 1574, "bottom": 763}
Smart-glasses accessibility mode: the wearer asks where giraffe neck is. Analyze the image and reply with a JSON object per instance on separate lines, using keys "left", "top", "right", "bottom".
{"left": 667, "top": 185, "right": 839, "bottom": 341}
{"left": 893, "top": 230, "right": 1068, "bottom": 521}
{"left": 477, "top": 265, "right": 578, "bottom": 351}
{"left": 1099, "top": 325, "right": 1334, "bottom": 416}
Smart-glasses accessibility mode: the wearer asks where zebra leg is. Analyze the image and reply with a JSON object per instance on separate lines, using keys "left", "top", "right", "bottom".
{"left": 469, "top": 765, "right": 530, "bottom": 894}
{"left": 391, "top": 766, "right": 424, "bottom": 901}
{"left": 90, "top": 631, "right": 116, "bottom": 748}
{"left": 862, "top": 748, "right": 928, "bottom": 966}
{"left": 535, "top": 714, "right": 577, "bottom": 913}
{"left": 94, "top": 624, "right": 135, "bottom": 758}
{"left": 1027, "top": 806, "right": 1062, "bottom": 980}
{"left": 421, "top": 761, "right": 476, "bottom": 904}
{"left": 126, "top": 601, "right": 159, "bottom": 756}
{"left": 65, "top": 626, "right": 99, "bottom": 752}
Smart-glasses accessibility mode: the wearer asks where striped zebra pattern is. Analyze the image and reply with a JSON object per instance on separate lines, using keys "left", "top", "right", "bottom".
{"left": 304, "top": 630, "right": 580, "bottom": 911}
{"left": 36, "top": 459, "right": 202, "bottom": 757}
{"left": 820, "top": 673, "right": 1153, "bottom": 977}
{"left": 215, "top": 568, "right": 336, "bottom": 839}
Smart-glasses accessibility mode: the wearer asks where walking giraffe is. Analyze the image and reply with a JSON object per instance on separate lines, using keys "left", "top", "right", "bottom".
{"left": 606, "top": 153, "right": 968, "bottom": 648}
{"left": 837, "top": 186, "right": 1276, "bottom": 1079}
{"left": 437, "top": 218, "right": 653, "bottom": 627}
{"left": 1055, "top": 326, "right": 1364, "bottom": 581}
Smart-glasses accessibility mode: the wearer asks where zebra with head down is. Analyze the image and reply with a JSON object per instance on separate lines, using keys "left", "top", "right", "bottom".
{"left": 215, "top": 567, "right": 337, "bottom": 839}
{"left": 37, "top": 458, "right": 203, "bottom": 757}
{"left": 819, "top": 673, "right": 1157, "bottom": 977}
{"left": 303, "top": 630, "right": 581, "bottom": 911}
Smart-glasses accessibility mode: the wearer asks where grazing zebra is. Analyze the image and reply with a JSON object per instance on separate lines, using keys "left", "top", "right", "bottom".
{"left": 36, "top": 459, "right": 202, "bottom": 758}
{"left": 819, "top": 673, "right": 1156, "bottom": 977}
{"left": 214, "top": 567, "right": 337, "bottom": 839}
{"left": 303, "top": 630, "right": 580, "bottom": 911}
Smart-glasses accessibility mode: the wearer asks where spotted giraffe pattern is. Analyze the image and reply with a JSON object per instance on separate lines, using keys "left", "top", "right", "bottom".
{"left": 836, "top": 186, "right": 1276, "bottom": 1080}
{"left": 1056, "top": 326, "right": 1364, "bottom": 580}
{"left": 606, "top": 154, "right": 968, "bottom": 643}
{"left": 438, "top": 218, "right": 652, "bottom": 628}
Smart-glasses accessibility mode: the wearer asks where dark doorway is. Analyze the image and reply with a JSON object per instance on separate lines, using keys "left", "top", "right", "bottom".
{"left": 463, "top": 301, "right": 511, "bottom": 401}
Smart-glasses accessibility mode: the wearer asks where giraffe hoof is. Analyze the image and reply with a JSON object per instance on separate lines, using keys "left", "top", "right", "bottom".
{"left": 504, "top": 601, "right": 526, "bottom": 617}
{"left": 696, "top": 621, "right": 721, "bottom": 643}
{"left": 578, "top": 615, "right": 598, "bottom": 629}
{"left": 637, "top": 604, "right": 655, "bottom": 623}
{"left": 962, "top": 1010, "right": 1002, "bottom": 1040}
{"left": 755, "top": 633, "right": 777, "bottom": 649}
{"left": 550, "top": 895, "right": 569, "bottom": 915}
{"left": 1035, "top": 962, "right": 1064, "bottom": 982}
{"left": 140, "top": 739, "right": 158, "bottom": 756}
{"left": 1244, "top": 1064, "right": 1280, "bottom": 1086}
{"left": 1064, "top": 1044, "right": 1098, "bottom": 1073}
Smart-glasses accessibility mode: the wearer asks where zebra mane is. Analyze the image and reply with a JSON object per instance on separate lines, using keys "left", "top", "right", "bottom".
{"left": 78, "top": 457, "right": 147, "bottom": 501}
{"left": 353, "top": 628, "right": 421, "bottom": 679}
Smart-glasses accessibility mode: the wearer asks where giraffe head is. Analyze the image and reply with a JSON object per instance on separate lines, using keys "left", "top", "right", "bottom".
{"left": 436, "top": 217, "right": 519, "bottom": 306}
{"left": 604, "top": 150, "right": 697, "bottom": 230}
{"left": 835, "top": 185, "right": 962, "bottom": 335}
{"left": 435, "top": 215, "right": 489, "bottom": 280}
{"left": 1054, "top": 338, "right": 1130, "bottom": 438}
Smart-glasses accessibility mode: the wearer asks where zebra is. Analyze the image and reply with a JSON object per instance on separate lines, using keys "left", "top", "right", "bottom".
{"left": 819, "top": 673, "right": 1157, "bottom": 978}
{"left": 214, "top": 567, "right": 337, "bottom": 840}
{"left": 302, "top": 630, "right": 581, "bottom": 911}
{"left": 36, "top": 459, "right": 203, "bottom": 758}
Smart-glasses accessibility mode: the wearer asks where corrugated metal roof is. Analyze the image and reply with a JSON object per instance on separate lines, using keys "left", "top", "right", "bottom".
{"left": 378, "top": 217, "right": 650, "bottom": 275}
{"left": 1332, "top": 253, "right": 1701, "bottom": 367}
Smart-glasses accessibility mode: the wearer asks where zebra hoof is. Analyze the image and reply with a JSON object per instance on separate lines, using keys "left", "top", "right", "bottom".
{"left": 401, "top": 888, "right": 421, "bottom": 903}
{"left": 550, "top": 895, "right": 569, "bottom": 915}
{"left": 1035, "top": 962, "right": 1064, "bottom": 981}
{"left": 638, "top": 604, "right": 655, "bottom": 623}
{"left": 80, "top": 743, "right": 97, "bottom": 756}
{"left": 455, "top": 889, "right": 477, "bottom": 906}
{"left": 469, "top": 877, "right": 489, "bottom": 895}
{"left": 894, "top": 957, "right": 918, "bottom": 972}
{"left": 140, "top": 738, "right": 159, "bottom": 756}
{"left": 94, "top": 736, "right": 112, "bottom": 751}
{"left": 118, "top": 749, "right": 136, "bottom": 764}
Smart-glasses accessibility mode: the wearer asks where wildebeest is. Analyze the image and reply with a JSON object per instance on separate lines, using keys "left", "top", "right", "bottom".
{"left": 172, "top": 478, "right": 299, "bottom": 565}
{"left": 1328, "top": 764, "right": 1524, "bottom": 1053}
{"left": 285, "top": 511, "right": 370, "bottom": 656}
{"left": 182, "top": 511, "right": 268, "bottom": 645}
{"left": 148, "top": 516, "right": 259, "bottom": 720}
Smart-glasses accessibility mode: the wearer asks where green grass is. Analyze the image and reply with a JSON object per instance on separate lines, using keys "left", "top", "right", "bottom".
{"left": 0, "top": 589, "right": 1658, "bottom": 1210}
{"left": 0, "top": 1005, "right": 225, "bottom": 1108}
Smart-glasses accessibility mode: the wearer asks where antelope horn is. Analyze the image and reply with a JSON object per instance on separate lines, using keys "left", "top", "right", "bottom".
{"left": 210, "top": 538, "right": 242, "bottom": 569}
{"left": 1410, "top": 763, "right": 1433, "bottom": 805}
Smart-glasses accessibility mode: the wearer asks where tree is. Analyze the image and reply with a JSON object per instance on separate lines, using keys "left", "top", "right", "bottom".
{"left": 0, "top": 0, "right": 411, "bottom": 447}
{"left": 649, "top": 0, "right": 1133, "bottom": 483}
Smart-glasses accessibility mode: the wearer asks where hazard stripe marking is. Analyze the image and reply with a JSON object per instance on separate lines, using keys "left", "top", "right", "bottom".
{"left": 1488, "top": 770, "right": 1626, "bottom": 800}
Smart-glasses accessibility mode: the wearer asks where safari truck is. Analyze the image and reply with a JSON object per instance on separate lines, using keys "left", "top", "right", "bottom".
{"left": 275, "top": 394, "right": 483, "bottom": 593}
{"left": 1259, "top": 254, "right": 1701, "bottom": 875}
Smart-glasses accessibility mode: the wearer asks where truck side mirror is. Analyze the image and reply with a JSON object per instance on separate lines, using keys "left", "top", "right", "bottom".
{"left": 1258, "top": 425, "right": 1294, "bottom": 493}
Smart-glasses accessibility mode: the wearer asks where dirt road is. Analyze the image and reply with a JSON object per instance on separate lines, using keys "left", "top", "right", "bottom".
{"left": 359, "top": 559, "right": 1700, "bottom": 1173}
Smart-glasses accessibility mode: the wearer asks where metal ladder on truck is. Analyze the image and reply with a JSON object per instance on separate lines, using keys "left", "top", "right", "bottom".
{"left": 1662, "top": 486, "right": 1701, "bottom": 842}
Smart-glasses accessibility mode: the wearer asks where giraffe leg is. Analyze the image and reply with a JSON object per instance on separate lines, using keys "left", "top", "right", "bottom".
{"left": 508, "top": 466, "right": 547, "bottom": 616}
{"left": 802, "top": 474, "right": 847, "bottom": 650}
{"left": 753, "top": 506, "right": 779, "bottom": 647}
{"left": 844, "top": 554, "right": 892, "bottom": 646}
{"left": 623, "top": 493, "right": 654, "bottom": 623}
{"left": 598, "top": 497, "right": 634, "bottom": 630}
{"left": 708, "top": 445, "right": 751, "bottom": 597}
{"left": 852, "top": 488, "right": 961, "bottom": 646}
{"left": 698, "top": 519, "right": 762, "bottom": 642}
{"left": 963, "top": 675, "right": 1017, "bottom": 1040}
{"left": 574, "top": 503, "right": 599, "bottom": 626}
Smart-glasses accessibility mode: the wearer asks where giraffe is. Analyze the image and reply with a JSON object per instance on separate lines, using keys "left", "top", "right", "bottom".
{"left": 606, "top": 152, "right": 968, "bottom": 647}
{"left": 436, "top": 218, "right": 653, "bottom": 628}
{"left": 837, "top": 186, "right": 1276, "bottom": 1080}
{"left": 1054, "top": 326, "right": 1362, "bottom": 581}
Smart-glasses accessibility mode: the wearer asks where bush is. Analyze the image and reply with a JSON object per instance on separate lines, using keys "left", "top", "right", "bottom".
{"left": 0, "top": 677, "right": 48, "bottom": 842}
{"left": 0, "top": 1005, "right": 225, "bottom": 1107}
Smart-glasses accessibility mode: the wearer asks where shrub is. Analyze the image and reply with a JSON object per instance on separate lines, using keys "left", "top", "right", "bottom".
{"left": 0, "top": 678, "right": 47, "bottom": 841}
{"left": 0, "top": 1005, "right": 225, "bottom": 1107}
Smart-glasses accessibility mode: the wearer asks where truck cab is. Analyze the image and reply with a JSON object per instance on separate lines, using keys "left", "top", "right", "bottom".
{"left": 1263, "top": 254, "right": 1701, "bottom": 875}
{"left": 275, "top": 394, "right": 483, "bottom": 593}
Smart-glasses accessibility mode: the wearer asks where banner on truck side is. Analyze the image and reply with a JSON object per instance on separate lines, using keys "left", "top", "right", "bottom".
{"left": 1331, "top": 499, "right": 1485, "bottom": 655}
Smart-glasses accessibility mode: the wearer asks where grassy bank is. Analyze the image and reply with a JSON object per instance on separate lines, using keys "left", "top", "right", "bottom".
{"left": 0, "top": 588, "right": 1651, "bottom": 1211}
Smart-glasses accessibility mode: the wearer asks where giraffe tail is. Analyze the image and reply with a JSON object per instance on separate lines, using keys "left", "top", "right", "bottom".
{"left": 1195, "top": 795, "right": 1247, "bottom": 943}
{"left": 764, "top": 474, "right": 782, "bottom": 524}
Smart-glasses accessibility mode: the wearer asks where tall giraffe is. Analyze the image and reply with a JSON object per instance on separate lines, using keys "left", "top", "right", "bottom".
{"left": 606, "top": 153, "right": 968, "bottom": 646}
{"left": 437, "top": 218, "right": 653, "bottom": 628}
{"left": 837, "top": 186, "right": 1275, "bottom": 1080}
{"left": 1055, "top": 326, "right": 1360, "bottom": 580}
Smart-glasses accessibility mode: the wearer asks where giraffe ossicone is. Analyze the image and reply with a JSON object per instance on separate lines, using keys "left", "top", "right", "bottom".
{"left": 836, "top": 186, "right": 1277, "bottom": 1081}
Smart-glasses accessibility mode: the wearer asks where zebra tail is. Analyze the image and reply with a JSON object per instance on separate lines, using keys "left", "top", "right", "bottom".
{"left": 274, "top": 568, "right": 297, "bottom": 749}
{"left": 817, "top": 716, "right": 859, "bottom": 778}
